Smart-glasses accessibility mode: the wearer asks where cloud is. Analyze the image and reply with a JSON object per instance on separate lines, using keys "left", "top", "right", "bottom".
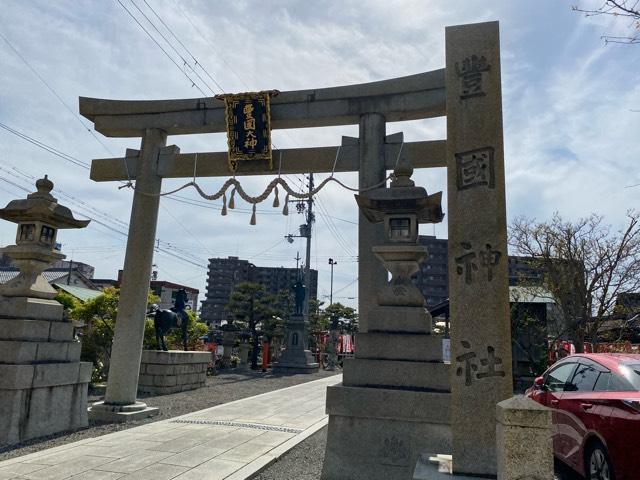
{"left": 0, "top": 1, "right": 637, "bottom": 312}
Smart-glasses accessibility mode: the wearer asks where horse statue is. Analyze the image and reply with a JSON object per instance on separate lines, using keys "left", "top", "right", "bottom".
{"left": 149, "top": 288, "right": 190, "bottom": 351}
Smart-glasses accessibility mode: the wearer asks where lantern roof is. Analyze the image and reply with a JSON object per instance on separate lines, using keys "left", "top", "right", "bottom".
{"left": 355, "top": 156, "right": 444, "bottom": 224}
{"left": 0, "top": 175, "right": 90, "bottom": 229}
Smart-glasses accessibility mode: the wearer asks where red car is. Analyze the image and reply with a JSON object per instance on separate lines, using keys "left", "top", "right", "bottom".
{"left": 526, "top": 353, "right": 640, "bottom": 480}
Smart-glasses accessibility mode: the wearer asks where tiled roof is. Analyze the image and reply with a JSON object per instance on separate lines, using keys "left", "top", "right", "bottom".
{"left": 53, "top": 283, "right": 102, "bottom": 302}
{"left": 0, "top": 270, "right": 18, "bottom": 284}
{"left": 0, "top": 269, "right": 70, "bottom": 284}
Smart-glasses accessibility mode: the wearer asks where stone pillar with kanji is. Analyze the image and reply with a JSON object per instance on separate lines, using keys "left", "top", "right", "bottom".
{"left": 446, "top": 21, "right": 513, "bottom": 477}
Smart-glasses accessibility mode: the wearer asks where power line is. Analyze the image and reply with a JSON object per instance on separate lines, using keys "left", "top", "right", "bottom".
{"left": 0, "top": 122, "right": 90, "bottom": 170}
{"left": 0, "top": 167, "right": 208, "bottom": 270}
{"left": 160, "top": 203, "right": 214, "bottom": 257}
{"left": 123, "top": 2, "right": 308, "bottom": 199}
{"left": 174, "top": 0, "right": 251, "bottom": 91}
{"left": 0, "top": 31, "right": 115, "bottom": 156}
{"left": 332, "top": 277, "right": 358, "bottom": 296}
{"left": 141, "top": 0, "right": 225, "bottom": 93}
{"left": 318, "top": 198, "right": 355, "bottom": 256}
{"left": 247, "top": 238, "right": 286, "bottom": 261}
{"left": 315, "top": 194, "right": 356, "bottom": 257}
{"left": 128, "top": 0, "right": 217, "bottom": 96}
{"left": 114, "top": 0, "right": 207, "bottom": 96}
{"left": 1, "top": 166, "right": 129, "bottom": 230}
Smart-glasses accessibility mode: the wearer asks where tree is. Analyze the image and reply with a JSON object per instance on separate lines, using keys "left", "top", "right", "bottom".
{"left": 308, "top": 298, "right": 328, "bottom": 335}
{"left": 71, "top": 287, "right": 121, "bottom": 382}
{"left": 509, "top": 288, "right": 552, "bottom": 377}
{"left": 54, "top": 290, "right": 79, "bottom": 313}
{"left": 509, "top": 211, "right": 640, "bottom": 351}
{"left": 71, "top": 287, "right": 160, "bottom": 382}
{"left": 572, "top": 1, "right": 640, "bottom": 44}
{"left": 260, "top": 289, "right": 291, "bottom": 341}
{"left": 324, "top": 303, "right": 359, "bottom": 333}
{"left": 227, "top": 282, "right": 277, "bottom": 369}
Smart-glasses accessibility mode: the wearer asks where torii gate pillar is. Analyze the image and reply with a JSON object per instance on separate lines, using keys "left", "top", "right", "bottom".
{"left": 358, "top": 113, "right": 388, "bottom": 332}
{"left": 89, "top": 129, "right": 166, "bottom": 420}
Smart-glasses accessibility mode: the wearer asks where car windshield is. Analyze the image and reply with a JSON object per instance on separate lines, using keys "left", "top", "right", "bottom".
{"left": 619, "top": 364, "right": 640, "bottom": 390}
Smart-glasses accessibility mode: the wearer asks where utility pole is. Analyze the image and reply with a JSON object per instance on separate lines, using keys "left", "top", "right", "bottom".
{"left": 303, "top": 173, "right": 314, "bottom": 320}
{"left": 328, "top": 258, "right": 337, "bottom": 305}
{"left": 294, "top": 251, "right": 301, "bottom": 270}
{"left": 66, "top": 258, "right": 73, "bottom": 285}
{"left": 284, "top": 176, "right": 314, "bottom": 318}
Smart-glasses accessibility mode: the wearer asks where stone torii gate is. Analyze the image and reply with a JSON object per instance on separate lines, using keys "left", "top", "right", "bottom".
{"left": 81, "top": 21, "right": 511, "bottom": 477}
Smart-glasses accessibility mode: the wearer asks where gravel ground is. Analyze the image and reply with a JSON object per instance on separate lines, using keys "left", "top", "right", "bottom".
{"left": 254, "top": 426, "right": 327, "bottom": 480}
{"left": 0, "top": 368, "right": 338, "bottom": 462}
{"left": 253, "top": 428, "right": 583, "bottom": 480}
{"left": 1, "top": 368, "right": 581, "bottom": 480}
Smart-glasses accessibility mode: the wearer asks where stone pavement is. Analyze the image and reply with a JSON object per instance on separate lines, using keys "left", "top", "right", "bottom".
{"left": 0, "top": 374, "right": 341, "bottom": 480}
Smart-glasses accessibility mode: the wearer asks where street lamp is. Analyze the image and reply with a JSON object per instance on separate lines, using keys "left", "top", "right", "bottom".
{"left": 328, "top": 258, "right": 337, "bottom": 305}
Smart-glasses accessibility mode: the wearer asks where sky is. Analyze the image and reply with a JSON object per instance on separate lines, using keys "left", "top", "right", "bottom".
{"left": 0, "top": 0, "right": 638, "bottom": 312}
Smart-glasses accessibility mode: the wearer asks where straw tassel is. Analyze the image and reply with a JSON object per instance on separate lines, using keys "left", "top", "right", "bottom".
{"left": 229, "top": 188, "right": 236, "bottom": 209}
{"left": 272, "top": 185, "right": 280, "bottom": 208}
{"left": 283, "top": 193, "right": 289, "bottom": 216}
{"left": 221, "top": 192, "right": 227, "bottom": 216}
{"left": 250, "top": 203, "right": 257, "bottom": 225}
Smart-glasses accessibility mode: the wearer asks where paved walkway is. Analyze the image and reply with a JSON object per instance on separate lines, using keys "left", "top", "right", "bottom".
{"left": 0, "top": 375, "right": 341, "bottom": 480}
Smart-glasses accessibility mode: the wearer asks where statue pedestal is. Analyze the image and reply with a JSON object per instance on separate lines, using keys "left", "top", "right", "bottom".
{"left": 273, "top": 314, "right": 318, "bottom": 374}
{"left": 137, "top": 350, "right": 210, "bottom": 395}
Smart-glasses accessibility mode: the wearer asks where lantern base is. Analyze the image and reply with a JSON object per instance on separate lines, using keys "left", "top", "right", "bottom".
{"left": 372, "top": 245, "right": 429, "bottom": 307}
{"left": 0, "top": 296, "right": 63, "bottom": 321}
{"left": 0, "top": 244, "right": 64, "bottom": 299}
{"left": 0, "top": 273, "right": 58, "bottom": 299}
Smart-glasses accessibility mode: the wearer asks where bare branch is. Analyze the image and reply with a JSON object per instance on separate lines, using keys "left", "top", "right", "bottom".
{"left": 508, "top": 211, "right": 640, "bottom": 350}
{"left": 573, "top": 1, "right": 640, "bottom": 44}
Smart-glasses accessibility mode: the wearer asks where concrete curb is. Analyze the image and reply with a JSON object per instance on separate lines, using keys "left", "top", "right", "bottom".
{"left": 226, "top": 417, "right": 329, "bottom": 480}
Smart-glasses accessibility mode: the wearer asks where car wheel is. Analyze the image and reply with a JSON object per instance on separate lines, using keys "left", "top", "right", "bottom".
{"left": 585, "top": 442, "right": 615, "bottom": 480}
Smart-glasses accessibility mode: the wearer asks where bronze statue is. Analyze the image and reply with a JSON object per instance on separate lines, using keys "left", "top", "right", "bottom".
{"left": 150, "top": 289, "right": 190, "bottom": 351}
{"left": 292, "top": 279, "right": 305, "bottom": 315}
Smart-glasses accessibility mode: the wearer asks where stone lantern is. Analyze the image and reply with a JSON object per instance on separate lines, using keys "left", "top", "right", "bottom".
{"left": 0, "top": 175, "right": 89, "bottom": 301}
{"left": 355, "top": 156, "right": 443, "bottom": 307}
{"left": 323, "top": 156, "right": 451, "bottom": 480}
{"left": 0, "top": 176, "right": 92, "bottom": 448}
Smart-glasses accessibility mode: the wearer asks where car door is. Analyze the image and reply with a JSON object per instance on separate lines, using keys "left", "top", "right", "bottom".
{"left": 559, "top": 361, "right": 612, "bottom": 470}
{"left": 541, "top": 361, "right": 578, "bottom": 460}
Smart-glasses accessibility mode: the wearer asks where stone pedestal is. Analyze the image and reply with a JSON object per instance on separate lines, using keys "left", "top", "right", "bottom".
{"left": 0, "top": 297, "right": 91, "bottom": 448}
{"left": 221, "top": 330, "right": 236, "bottom": 368}
{"left": 137, "top": 350, "right": 210, "bottom": 395}
{"left": 239, "top": 343, "right": 250, "bottom": 368}
{"left": 496, "top": 396, "right": 553, "bottom": 480}
{"left": 273, "top": 314, "right": 319, "bottom": 374}
{"left": 322, "top": 305, "right": 451, "bottom": 480}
